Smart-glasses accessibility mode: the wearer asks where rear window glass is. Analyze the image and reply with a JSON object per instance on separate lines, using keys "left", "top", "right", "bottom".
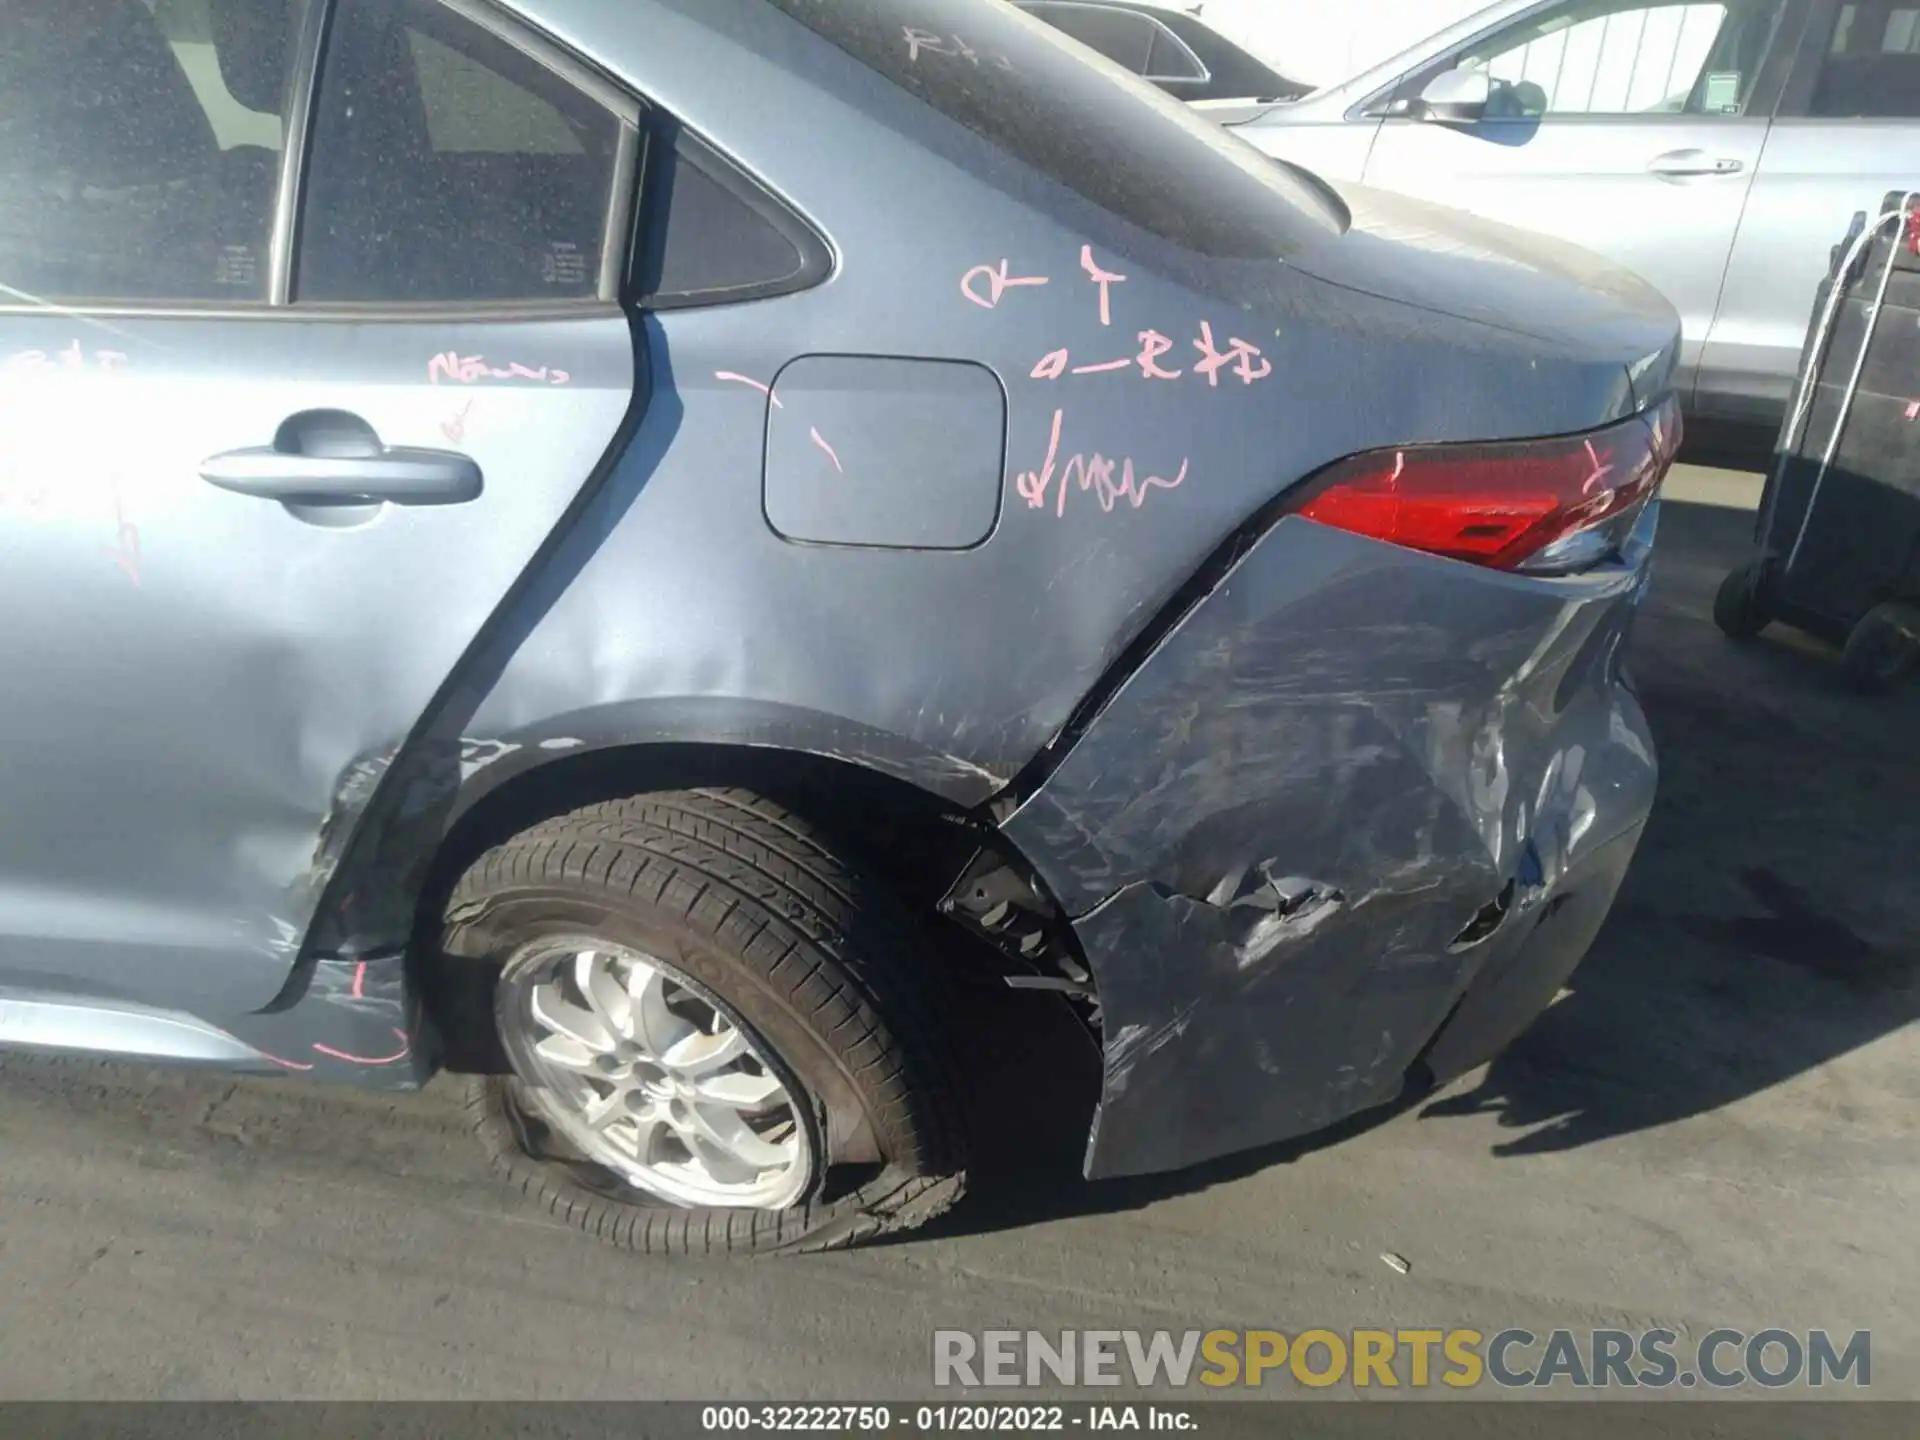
{"left": 761, "top": 0, "right": 1340, "bottom": 259}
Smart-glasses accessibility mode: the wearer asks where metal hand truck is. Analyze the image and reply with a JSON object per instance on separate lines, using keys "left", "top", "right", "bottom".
{"left": 1715, "top": 190, "right": 1920, "bottom": 693}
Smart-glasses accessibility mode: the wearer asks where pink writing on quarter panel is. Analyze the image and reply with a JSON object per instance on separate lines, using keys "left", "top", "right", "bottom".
{"left": 1193, "top": 322, "right": 1273, "bottom": 387}
{"left": 961, "top": 260, "right": 1049, "bottom": 310}
{"left": 809, "top": 427, "right": 844, "bottom": 474}
{"left": 1032, "top": 350, "right": 1070, "bottom": 381}
{"left": 1080, "top": 246, "right": 1127, "bottom": 327}
{"left": 1136, "top": 330, "right": 1182, "bottom": 380}
{"left": 1014, "top": 409, "right": 1188, "bottom": 519}
{"left": 715, "top": 371, "right": 785, "bottom": 408}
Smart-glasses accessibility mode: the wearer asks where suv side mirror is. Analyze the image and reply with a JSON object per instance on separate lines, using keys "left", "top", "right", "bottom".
{"left": 1415, "top": 67, "right": 1491, "bottom": 123}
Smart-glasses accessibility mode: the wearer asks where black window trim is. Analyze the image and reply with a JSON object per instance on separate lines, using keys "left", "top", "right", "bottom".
{"left": 267, "top": 0, "right": 333, "bottom": 305}
{"left": 0, "top": 0, "right": 646, "bottom": 321}
{"left": 1345, "top": 0, "right": 1812, "bottom": 123}
{"left": 636, "top": 126, "right": 837, "bottom": 311}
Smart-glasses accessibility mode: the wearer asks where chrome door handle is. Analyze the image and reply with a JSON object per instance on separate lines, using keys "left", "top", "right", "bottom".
{"left": 1648, "top": 149, "right": 1745, "bottom": 177}
{"left": 200, "top": 409, "right": 482, "bottom": 506}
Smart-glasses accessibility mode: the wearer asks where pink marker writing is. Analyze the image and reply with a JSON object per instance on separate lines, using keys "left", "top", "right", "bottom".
{"left": 1193, "top": 322, "right": 1273, "bottom": 387}
{"left": 961, "top": 260, "right": 1050, "bottom": 310}
{"left": 1014, "top": 409, "right": 1189, "bottom": 519}
{"left": 1080, "top": 246, "right": 1127, "bottom": 327}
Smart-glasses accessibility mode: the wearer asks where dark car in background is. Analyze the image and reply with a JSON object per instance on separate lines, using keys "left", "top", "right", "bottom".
{"left": 1015, "top": 0, "right": 1314, "bottom": 101}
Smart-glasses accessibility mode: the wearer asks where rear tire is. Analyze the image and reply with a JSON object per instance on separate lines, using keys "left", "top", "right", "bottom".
{"left": 1840, "top": 602, "right": 1920, "bottom": 695}
{"left": 437, "top": 788, "right": 968, "bottom": 1255}
{"left": 1713, "top": 558, "right": 1774, "bottom": 639}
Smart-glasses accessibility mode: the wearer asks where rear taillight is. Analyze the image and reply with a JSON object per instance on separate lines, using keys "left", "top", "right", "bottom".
{"left": 1293, "top": 398, "right": 1681, "bottom": 574}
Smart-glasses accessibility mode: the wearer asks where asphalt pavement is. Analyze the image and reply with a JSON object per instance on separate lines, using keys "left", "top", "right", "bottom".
{"left": 0, "top": 471, "right": 1914, "bottom": 1401}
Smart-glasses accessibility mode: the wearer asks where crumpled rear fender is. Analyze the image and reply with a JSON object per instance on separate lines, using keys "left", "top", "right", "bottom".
{"left": 1001, "top": 512, "right": 1659, "bottom": 1179}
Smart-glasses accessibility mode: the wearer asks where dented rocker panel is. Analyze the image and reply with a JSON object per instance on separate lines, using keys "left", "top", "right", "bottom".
{"left": 1003, "top": 512, "right": 1659, "bottom": 1180}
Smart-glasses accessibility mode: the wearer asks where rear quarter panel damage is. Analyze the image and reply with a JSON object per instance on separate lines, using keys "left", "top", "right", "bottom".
{"left": 1003, "top": 516, "right": 1659, "bottom": 1179}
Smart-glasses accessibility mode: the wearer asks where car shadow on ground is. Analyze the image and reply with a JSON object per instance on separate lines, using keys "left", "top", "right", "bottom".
{"left": 918, "top": 498, "right": 1920, "bottom": 1239}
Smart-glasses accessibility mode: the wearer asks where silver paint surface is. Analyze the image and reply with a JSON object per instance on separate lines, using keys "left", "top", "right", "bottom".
{"left": 0, "top": 314, "right": 633, "bottom": 1017}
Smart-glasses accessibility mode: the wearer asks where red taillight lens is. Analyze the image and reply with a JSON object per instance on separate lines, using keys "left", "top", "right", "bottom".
{"left": 1907, "top": 204, "right": 1920, "bottom": 256}
{"left": 1293, "top": 399, "right": 1681, "bottom": 572}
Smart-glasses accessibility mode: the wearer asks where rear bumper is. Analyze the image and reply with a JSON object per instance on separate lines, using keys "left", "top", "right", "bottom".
{"left": 1003, "top": 509, "right": 1660, "bottom": 1180}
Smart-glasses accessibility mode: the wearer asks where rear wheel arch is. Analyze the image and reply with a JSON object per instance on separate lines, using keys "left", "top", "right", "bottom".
{"left": 419, "top": 742, "right": 987, "bottom": 938}
{"left": 406, "top": 739, "right": 1091, "bottom": 1064}
{"left": 406, "top": 741, "right": 1098, "bottom": 1254}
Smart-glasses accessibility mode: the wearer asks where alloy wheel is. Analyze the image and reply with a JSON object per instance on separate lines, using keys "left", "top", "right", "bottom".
{"left": 496, "top": 937, "right": 814, "bottom": 1210}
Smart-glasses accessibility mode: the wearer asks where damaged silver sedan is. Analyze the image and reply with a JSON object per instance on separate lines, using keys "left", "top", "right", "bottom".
{"left": 0, "top": 0, "right": 1677, "bottom": 1253}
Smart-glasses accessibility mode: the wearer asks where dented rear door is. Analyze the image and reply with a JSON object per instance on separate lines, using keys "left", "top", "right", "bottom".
{"left": 0, "top": 0, "right": 641, "bottom": 1017}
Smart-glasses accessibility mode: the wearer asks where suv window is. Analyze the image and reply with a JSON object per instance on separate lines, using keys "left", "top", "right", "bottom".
{"left": 297, "top": 0, "right": 625, "bottom": 304}
{"left": 1813, "top": 3, "right": 1920, "bottom": 116}
{"left": 1437, "top": 0, "right": 1790, "bottom": 118}
{"left": 763, "top": 0, "right": 1342, "bottom": 260}
{"left": 0, "top": 0, "right": 297, "bottom": 304}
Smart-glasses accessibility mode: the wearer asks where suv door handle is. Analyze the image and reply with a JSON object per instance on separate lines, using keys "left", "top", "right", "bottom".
{"left": 200, "top": 409, "right": 481, "bottom": 506}
{"left": 1648, "top": 149, "right": 1745, "bottom": 178}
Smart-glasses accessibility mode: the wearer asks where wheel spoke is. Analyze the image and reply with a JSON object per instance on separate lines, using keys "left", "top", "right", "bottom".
{"left": 683, "top": 1133, "right": 762, "bottom": 1187}
{"left": 679, "top": 1100, "right": 796, "bottom": 1171}
{"left": 529, "top": 983, "right": 616, "bottom": 1053}
{"left": 621, "top": 1108, "right": 667, "bottom": 1162}
{"left": 661, "top": 1025, "right": 748, "bottom": 1078}
{"left": 531, "top": 1033, "right": 603, "bottom": 1074}
{"left": 629, "top": 961, "right": 697, "bottom": 1055}
{"left": 692, "top": 1069, "right": 784, "bottom": 1109}
{"left": 577, "top": 951, "right": 634, "bottom": 1039}
{"left": 579, "top": 1087, "right": 632, "bottom": 1132}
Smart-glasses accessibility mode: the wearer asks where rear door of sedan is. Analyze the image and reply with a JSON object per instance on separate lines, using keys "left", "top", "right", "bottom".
{"left": 1360, "top": 0, "right": 1806, "bottom": 406}
{"left": 0, "top": 0, "right": 641, "bottom": 1020}
{"left": 1702, "top": 0, "right": 1920, "bottom": 422}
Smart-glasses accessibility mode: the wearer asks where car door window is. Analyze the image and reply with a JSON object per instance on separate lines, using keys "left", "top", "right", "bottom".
{"left": 1436, "top": 0, "right": 1792, "bottom": 118}
{"left": 1812, "top": 3, "right": 1920, "bottom": 115}
{"left": 0, "top": 0, "right": 297, "bottom": 304}
{"left": 297, "top": 0, "right": 625, "bottom": 303}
